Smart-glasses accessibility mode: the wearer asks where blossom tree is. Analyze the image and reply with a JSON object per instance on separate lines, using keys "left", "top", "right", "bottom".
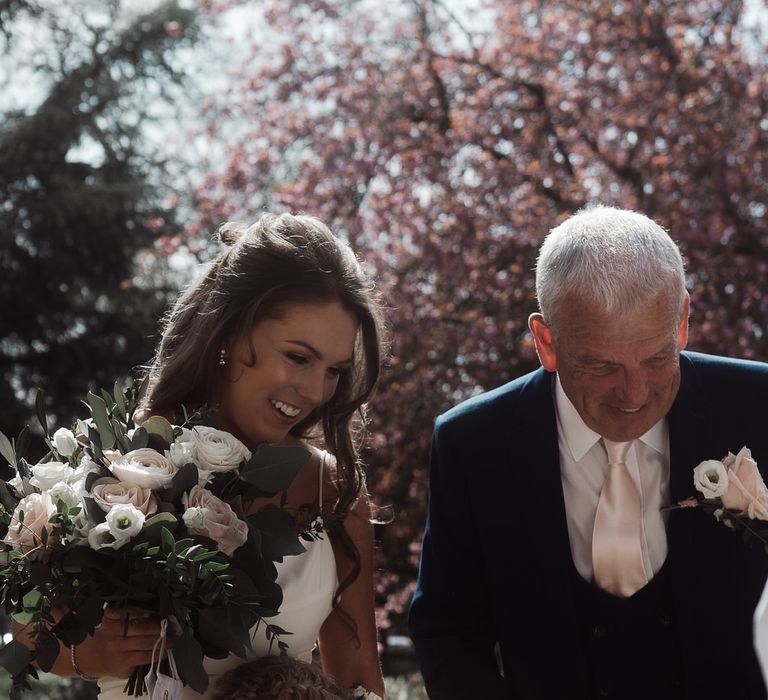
{"left": 193, "top": 0, "right": 768, "bottom": 634}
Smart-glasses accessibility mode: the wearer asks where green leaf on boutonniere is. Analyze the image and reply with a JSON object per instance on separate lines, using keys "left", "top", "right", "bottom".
{"left": 249, "top": 506, "right": 306, "bottom": 560}
{"left": 87, "top": 392, "right": 115, "bottom": 449}
{"left": 240, "top": 445, "right": 310, "bottom": 494}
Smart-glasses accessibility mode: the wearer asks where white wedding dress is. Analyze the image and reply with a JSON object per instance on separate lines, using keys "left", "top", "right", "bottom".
{"left": 754, "top": 576, "right": 768, "bottom": 686}
{"left": 97, "top": 454, "right": 338, "bottom": 699}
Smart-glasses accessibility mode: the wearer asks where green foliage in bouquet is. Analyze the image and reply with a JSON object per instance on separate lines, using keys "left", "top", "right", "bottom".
{"left": 0, "top": 380, "right": 313, "bottom": 699}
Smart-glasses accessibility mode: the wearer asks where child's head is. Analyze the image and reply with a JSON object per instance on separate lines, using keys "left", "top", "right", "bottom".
{"left": 211, "top": 655, "right": 354, "bottom": 700}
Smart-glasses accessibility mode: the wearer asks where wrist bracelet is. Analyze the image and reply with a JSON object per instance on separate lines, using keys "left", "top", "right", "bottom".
{"left": 70, "top": 644, "right": 98, "bottom": 682}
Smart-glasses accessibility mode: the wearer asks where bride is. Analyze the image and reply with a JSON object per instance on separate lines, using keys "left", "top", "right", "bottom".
{"left": 24, "top": 213, "right": 388, "bottom": 698}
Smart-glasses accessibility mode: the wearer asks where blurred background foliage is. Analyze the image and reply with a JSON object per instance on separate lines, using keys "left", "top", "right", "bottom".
{"left": 1, "top": 0, "right": 767, "bottom": 684}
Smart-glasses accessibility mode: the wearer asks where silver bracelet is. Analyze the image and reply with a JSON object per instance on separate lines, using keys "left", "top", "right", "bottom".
{"left": 70, "top": 644, "right": 98, "bottom": 681}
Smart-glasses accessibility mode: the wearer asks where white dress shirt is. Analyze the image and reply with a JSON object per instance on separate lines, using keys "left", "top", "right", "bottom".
{"left": 554, "top": 376, "right": 671, "bottom": 582}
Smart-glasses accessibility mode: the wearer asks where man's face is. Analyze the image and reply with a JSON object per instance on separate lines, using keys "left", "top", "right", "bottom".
{"left": 530, "top": 292, "right": 689, "bottom": 442}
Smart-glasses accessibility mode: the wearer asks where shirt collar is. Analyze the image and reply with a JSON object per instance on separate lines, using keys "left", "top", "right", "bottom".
{"left": 554, "top": 374, "right": 667, "bottom": 461}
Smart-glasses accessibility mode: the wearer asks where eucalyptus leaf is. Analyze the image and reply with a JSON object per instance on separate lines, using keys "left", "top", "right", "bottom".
{"left": 15, "top": 427, "right": 30, "bottom": 464}
{"left": 87, "top": 391, "right": 116, "bottom": 449}
{"left": 0, "top": 480, "right": 18, "bottom": 510}
{"left": 0, "top": 430, "right": 15, "bottom": 467}
{"left": 113, "top": 381, "right": 128, "bottom": 421}
{"left": 240, "top": 445, "right": 311, "bottom": 494}
{"left": 130, "top": 426, "right": 149, "bottom": 450}
{"left": 34, "top": 390, "right": 48, "bottom": 436}
{"left": 142, "top": 416, "right": 175, "bottom": 444}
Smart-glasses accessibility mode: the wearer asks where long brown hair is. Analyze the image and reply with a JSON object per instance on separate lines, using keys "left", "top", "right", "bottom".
{"left": 140, "top": 212, "right": 387, "bottom": 622}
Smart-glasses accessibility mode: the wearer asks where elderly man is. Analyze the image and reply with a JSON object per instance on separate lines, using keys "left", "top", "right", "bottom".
{"left": 409, "top": 206, "right": 768, "bottom": 699}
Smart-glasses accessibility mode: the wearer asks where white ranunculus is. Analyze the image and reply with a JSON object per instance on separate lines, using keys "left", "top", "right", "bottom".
{"left": 110, "top": 448, "right": 177, "bottom": 489}
{"left": 48, "top": 481, "right": 81, "bottom": 509}
{"left": 166, "top": 441, "right": 194, "bottom": 470}
{"left": 87, "top": 522, "right": 129, "bottom": 550}
{"left": 105, "top": 503, "right": 145, "bottom": 539}
{"left": 193, "top": 426, "right": 250, "bottom": 472}
{"left": 182, "top": 506, "right": 210, "bottom": 530}
{"left": 30, "top": 461, "right": 73, "bottom": 491}
{"left": 693, "top": 459, "right": 730, "bottom": 499}
{"left": 53, "top": 427, "right": 78, "bottom": 457}
{"left": 92, "top": 481, "right": 158, "bottom": 516}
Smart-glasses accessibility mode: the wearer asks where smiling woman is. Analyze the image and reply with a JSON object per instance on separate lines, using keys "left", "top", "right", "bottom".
{"left": 82, "top": 213, "right": 388, "bottom": 699}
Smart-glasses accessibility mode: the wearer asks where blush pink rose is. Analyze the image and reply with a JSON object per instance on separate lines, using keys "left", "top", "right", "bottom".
{"left": 2, "top": 492, "right": 56, "bottom": 552}
{"left": 91, "top": 480, "right": 158, "bottom": 516}
{"left": 183, "top": 485, "right": 248, "bottom": 556}
{"left": 721, "top": 447, "right": 768, "bottom": 520}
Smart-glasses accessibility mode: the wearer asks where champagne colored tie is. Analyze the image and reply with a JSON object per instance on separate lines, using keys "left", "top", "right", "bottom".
{"left": 592, "top": 439, "right": 648, "bottom": 597}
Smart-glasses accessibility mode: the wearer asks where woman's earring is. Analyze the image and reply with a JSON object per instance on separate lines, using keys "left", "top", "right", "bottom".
{"left": 218, "top": 348, "right": 227, "bottom": 367}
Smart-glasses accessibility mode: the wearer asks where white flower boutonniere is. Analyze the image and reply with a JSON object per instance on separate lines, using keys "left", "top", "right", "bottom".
{"left": 675, "top": 447, "right": 768, "bottom": 552}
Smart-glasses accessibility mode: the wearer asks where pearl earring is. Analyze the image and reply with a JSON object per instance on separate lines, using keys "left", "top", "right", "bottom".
{"left": 218, "top": 348, "right": 227, "bottom": 367}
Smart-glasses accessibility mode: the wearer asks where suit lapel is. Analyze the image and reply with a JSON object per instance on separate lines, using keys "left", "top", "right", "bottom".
{"left": 513, "top": 369, "right": 590, "bottom": 694}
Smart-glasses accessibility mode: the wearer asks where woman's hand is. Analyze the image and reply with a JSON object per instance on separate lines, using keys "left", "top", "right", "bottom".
{"left": 70, "top": 608, "right": 171, "bottom": 680}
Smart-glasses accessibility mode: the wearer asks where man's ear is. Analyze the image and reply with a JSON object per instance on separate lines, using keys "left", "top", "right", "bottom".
{"left": 528, "top": 313, "right": 558, "bottom": 372}
{"left": 677, "top": 293, "right": 690, "bottom": 351}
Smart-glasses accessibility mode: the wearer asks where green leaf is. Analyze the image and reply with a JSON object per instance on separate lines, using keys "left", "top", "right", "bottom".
{"left": 87, "top": 391, "right": 116, "bottom": 449}
{"left": 113, "top": 381, "right": 128, "bottom": 421}
{"left": 167, "top": 463, "right": 198, "bottom": 503}
{"left": 161, "top": 526, "right": 176, "bottom": 553}
{"left": 142, "top": 416, "right": 175, "bottom": 444}
{"left": 173, "top": 635, "right": 208, "bottom": 694}
{"left": 130, "top": 426, "right": 149, "bottom": 450}
{"left": 35, "top": 390, "right": 48, "bottom": 436}
{"left": 0, "top": 639, "right": 32, "bottom": 677}
{"left": 204, "top": 561, "right": 230, "bottom": 572}
{"left": 240, "top": 445, "right": 311, "bottom": 494}
{"left": 15, "top": 427, "right": 30, "bottom": 464}
{"left": 35, "top": 628, "right": 59, "bottom": 672}
{"left": 0, "top": 430, "right": 16, "bottom": 468}
{"left": 249, "top": 507, "right": 307, "bottom": 560}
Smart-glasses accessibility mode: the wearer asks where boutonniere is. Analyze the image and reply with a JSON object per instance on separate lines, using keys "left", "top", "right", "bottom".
{"left": 673, "top": 447, "right": 768, "bottom": 552}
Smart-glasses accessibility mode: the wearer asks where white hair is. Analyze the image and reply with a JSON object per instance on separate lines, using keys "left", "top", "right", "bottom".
{"left": 535, "top": 206, "right": 686, "bottom": 332}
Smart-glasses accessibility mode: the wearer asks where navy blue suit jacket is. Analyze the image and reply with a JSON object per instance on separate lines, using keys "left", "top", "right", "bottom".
{"left": 409, "top": 352, "right": 768, "bottom": 699}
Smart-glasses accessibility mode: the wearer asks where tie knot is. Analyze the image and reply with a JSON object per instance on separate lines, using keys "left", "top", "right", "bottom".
{"left": 604, "top": 439, "right": 632, "bottom": 465}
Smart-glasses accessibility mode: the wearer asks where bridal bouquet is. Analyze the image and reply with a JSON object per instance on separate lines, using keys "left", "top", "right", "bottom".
{"left": 684, "top": 446, "right": 768, "bottom": 551}
{"left": 0, "top": 381, "right": 312, "bottom": 699}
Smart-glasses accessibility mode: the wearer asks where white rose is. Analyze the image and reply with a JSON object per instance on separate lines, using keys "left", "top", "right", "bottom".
{"left": 183, "top": 485, "right": 248, "bottom": 556}
{"left": 192, "top": 426, "right": 250, "bottom": 473}
{"left": 30, "top": 461, "right": 73, "bottom": 491}
{"left": 53, "top": 427, "right": 78, "bottom": 457}
{"left": 182, "top": 506, "right": 210, "bottom": 530}
{"left": 106, "top": 503, "right": 145, "bottom": 539}
{"left": 92, "top": 481, "right": 158, "bottom": 516}
{"left": 693, "top": 459, "right": 730, "bottom": 499}
{"left": 87, "top": 522, "right": 129, "bottom": 550}
{"left": 48, "top": 481, "right": 81, "bottom": 509}
{"left": 2, "top": 492, "right": 55, "bottom": 552}
{"left": 110, "top": 448, "right": 177, "bottom": 489}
